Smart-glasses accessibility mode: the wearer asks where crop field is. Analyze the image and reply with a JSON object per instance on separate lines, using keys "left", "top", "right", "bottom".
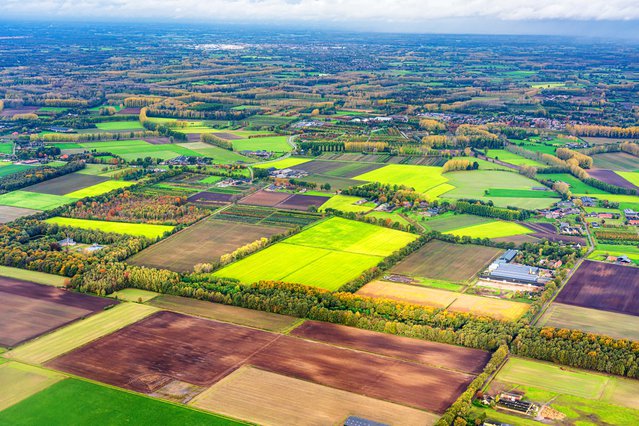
{"left": 49, "top": 311, "right": 484, "bottom": 414}
{"left": 127, "top": 218, "right": 288, "bottom": 272}
{"left": 365, "top": 210, "right": 411, "bottom": 226}
{"left": 0, "top": 379, "right": 241, "bottom": 425}
{"left": 0, "top": 164, "right": 31, "bottom": 178}
{"left": 191, "top": 366, "right": 438, "bottom": 426}
{"left": 78, "top": 140, "right": 201, "bottom": 161}
{"left": 419, "top": 213, "right": 495, "bottom": 232}
{"left": 232, "top": 136, "right": 291, "bottom": 152}
{"left": 109, "top": 288, "right": 159, "bottom": 303}
{"left": 539, "top": 303, "right": 639, "bottom": 341}
{"left": 588, "top": 243, "right": 639, "bottom": 265}
{"left": 0, "top": 191, "right": 75, "bottom": 210}
{"left": 64, "top": 180, "right": 134, "bottom": 198}
{"left": 0, "top": 142, "right": 13, "bottom": 154}
{"left": 444, "top": 220, "right": 533, "bottom": 239}
{"left": 485, "top": 188, "right": 559, "bottom": 198}
{"left": 253, "top": 157, "right": 310, "bottom": 169}
{"left": 424, "top": 182, "right": 456, "bottom": 199}
{"left": 0, "top": 362, "right": 64, "bottom": 411}
{"left": 592, "top": 152, "right": 639, "bottom": 171}
{"left": 485, "top": 149, "right": 545, "bottom": 167}
{"left": 0, "top": 277, "right": 115, "bottom": 348}
{"left": 94, "top": 120, "right": 144, "bottom": 131}
{"left": 238, "top": 190, "right": 291, "bottom": 207}
{"left": 176, "top": 143, "right": 255, "bottom": 164}
{"left": 5, "top": 303, "right": 158, "bottom": 365}
{"left": 617, "top": 171, "right": 639, "bottom": 187}
{"left": 186, "top": 191, "right": 234, "bottom": 206}
{"left": 357, "top": 281, "right": 529, "bottom": 321}
{"left": 214, "top": 217, "right": 417, "bottom": 289}
{"left": 588, "top": 169, "right": 638, "bottom": 191}
{"left": 391, "top": 240, "right": 502, "bottom": 283}
{"left": 353, "top": 164, "right": 448, "bottom": 193}
{"left": 238, "top": 190, "right": 329, "bottom": 211}
{"left": 541, "top": 173, "right": 608, "bottom": 194}
{"left": 0, "top": 205, "right": 38, "bottom": 223}
{"left": 46, "top": 217, "right": 174, "bottom": 239}
{"left": 555, "top": 260, "right": 639, "bottom": 316}
{"left": 148, "top": 295, "right": 298, "bottom": 332}
{"left": 22, "top": 173, "right": 109, "bottom": 196}
{"left": 317, "top": 194, "right": 370, "bottom": 213}
{"left": 288, "top": 159, "right": 385, "bottom": 178}
{"left": 0, "top": 266, "right": 67, "bottom": 286}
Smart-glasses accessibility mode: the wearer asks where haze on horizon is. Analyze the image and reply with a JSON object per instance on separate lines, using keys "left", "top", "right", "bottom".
{"left": 2, "top": 0, "right": 639, "bottom": 38}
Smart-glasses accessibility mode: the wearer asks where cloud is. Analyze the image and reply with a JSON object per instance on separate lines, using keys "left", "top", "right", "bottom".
{"left": 3, "top": 0, "right": 639, "bottom": 22}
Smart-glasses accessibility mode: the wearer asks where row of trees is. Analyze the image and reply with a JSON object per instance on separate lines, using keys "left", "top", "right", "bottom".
{"left": 567, "top": 124, "right": 639, "bottom": 138}
{"left": 201, "top": 133, "right": 233, "bottom": 150}
{"left": 442, "top": 158, "right": 479, "bottom": 172}
{"left": 454, "top": 200, "right": 530, "bottom": 221}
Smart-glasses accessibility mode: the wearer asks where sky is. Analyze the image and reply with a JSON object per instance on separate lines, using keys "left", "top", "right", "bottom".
{"left": 3, "top": 0, "right": 639, "bottom": 37}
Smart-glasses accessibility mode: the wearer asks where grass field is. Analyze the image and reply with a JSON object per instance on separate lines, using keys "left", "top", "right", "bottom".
{"left": 353, "top": 164, "right": 448, "bottom": 193}
{"left": 0, "top": 191, "right": 75, "bottom": 210}
{"left": 541, "top": 173, "right": 609, "bottom": 194}
{"left": 418, "top": 213, "right": 495, "bottom": 232}
{"left": 254, "top": 157, "right": 311, "bottom": 169}
{"left": 232, "top": 136, "right": 291, "bottom": 152}
{"left": 0, "top": 362, "right": 64, "bottom": 411}
{"left": 46, "top": 217, "right": 174, "bottom": 239}
{"left": 485, "top": 149, "right": 545, "bottom": 167}
{"left": 357, "top": 281, "right": 528, "bottom": 320}
{"left": 391, "top": 240, "right": 502, "bottom": 283}
{"left": 424, "top": 183, "right": 456, "bottom": 199}
{"left": 539, "top": 303, "right": 639, "bottom": 340}
{"left": 95, "top": 121, "right": 144, "bottom": 131}
{"left": 109, "top": 288, "right": 159, "bottom": 303}
{"left": 5, "top": 303, "right": 158, "bottom": 364}
{"left": 0, "top": 142, "right": 13, "bottom": 154}
{"left": 617, "top": 171, "right": 639, "bottom": 187}
{"left": 592, "top": 152, "right": 639, "bottom": 171}
{"left": 486, "top": 188, "right": 559, "bottom": 199}
{"left": 176, "top": 143, "right": 254, "bottom": 164}
{"left": 79, "top": 140, "right": 202, "bottom": 162}
{"left": 318, "top": 194, "right": 371, "bottom": 213}
{"left": 214, "top": 217, "right": 417, "bottom": 290}
{"left": 0, "top": 379, "right": 243, "bottom": 425}
{"left": 365, "top": 210, "right": 411, "bottom": 226}
{"left": 0, "top": 164, "right": 31, "bottom": 178}
{"left": 588, "top": 243, "right": 639, "bottom": 265}
{"left": 191, "top": 366, "right": 437, "bottom": 426}
{"left": 64, "top": 180, "right": 134, "bottom": 198}
{"left": 0, "top": 266, "right": 66, "bottom": 286}
{"left": 444, "top": 220, "right": 533, "bottom": 239}
{"left": 148, "top": 295, "right": 299, "bottom": 332}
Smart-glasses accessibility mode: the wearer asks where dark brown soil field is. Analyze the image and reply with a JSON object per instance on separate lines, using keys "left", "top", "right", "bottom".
{"left": 291, "top": 160, "right": 384, "bottom": 178}
{"left": 556, "top": 260, "right": 639, "bottom": 316}
{"left": 117, "top": 107, "right": 141, "bottom": 115}
{"left": 0, "top": 106, "right": 39, "bottom": 118}
{"left": 49, "top": 311, "right": 479, "bottom": 413}
{"left": 391, "top": 240, "right": 503, "bottom": 283}
{"left": 588, "top": 169, "right": 639, "bottom": 191}
{"left": 273, "top": 194, "right": 328, "bottom": 211}
{"left": 238, "top": 190, "right": 292, "bottom": 207}
{"left": 0, "top": 277, "right": 115, "bottom": 347}
{"left": 492, "top": 234, "right": 540, "bottom": 245}
{"left": 187, "top": 191, "right": 234, "bottom": 206}
{"left": 212, "top": 132, "right": 243, "bottom": 140}
{"left": 0, "top": 205, "right": 39, "bottom": 223}
{"left": 142, "top": 136, "right": 172, "bottom": 145}
{"left": 127, "top": 218, "right": 287, "bottom": 272}
{"left": 523, "top": 222, "right": 587, "bottom": 245}
{"left": 22, "top": 173, "right": 109, "bottom": 196}
{"left": 290, "top": 321, "right": 490, "bottom": 374}
{"left": 185, "top": 133, "right": 201, "bottom": 142}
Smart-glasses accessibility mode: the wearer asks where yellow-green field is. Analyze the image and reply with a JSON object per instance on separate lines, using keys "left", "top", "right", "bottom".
{"left": 444, "top": 220, "right": 533, "bottom": 239}
{"left": 254, "top": 157, "right": 310, "bottom": 169}
{"left": 45, "top": 217, "right": 174, "bottom": 239}
{"left": 109, "top": 288, "right": 159, "bottom": 303}
{"left": 0, "top": 362, "right": 64, "bottom": 411}
{"left": 0, "top": 266, "right": 67, "bottom": 286}
{"left": 318, "top": 194, "right": 372, "bottom": 213}
{"left": 64, "top": 180, "right": 134, "bottom": 198}
{"left": 353, "top": 164, "right": 448, "bottom": 193}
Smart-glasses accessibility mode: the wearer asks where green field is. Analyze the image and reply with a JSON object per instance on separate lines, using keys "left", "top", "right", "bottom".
{"left": 424, "top": 183, "right": 456, "bottom": 199}
{"left": 232, "top": 136, "right": 291, "bottom": 152}
{"left": 5, "top": 303, "right": 157, "bottom": 365}
{"left": 353, "top": 164, "right": 448, "bottom": 193}
{"left": 0, "top": 143, "right": 13, "bottom": 154}
{"left": 365, "top": 211, "right": 411, "bottom": 226}
{"left": 486, "top": 188, "right": 559, "bottom": 199}
{"left": 45, "top": 217, "right": 174, "bottom": 239}
{"left": 0, "top": 266, "right": 67, "bottom": 286}
{"left": 0, "top": 191, "right": 75, "bottom": 210}
{"left": 254, "top": 157, "right": 311, "bottom": 169}
{"left": 588, "top": 243, "right": 639, "bottom": 265}
{"left": 617, "top": 171, "right": 639, "bottom": 187}
{"left": 109, "top": 288, "right": 159, "bottom": 303}
{"left": 0, "top": 379, "right": 243, "bottom": 425}
{"left": 214, "top": 217, "right": 417, "bottom": 290}
{"left": 318, "top": 194, "right": 371, "bottom": 213}
{"left": 417, "top": 213, "right": 495, "bottom": 232}
{"left": 79, "top": 140, "right": 202, "bottom": 162}
{"left": 539, "top": 303, "right": 639, "bottom": 340}
{"left": 64, "top": 180, "right": 134, "bottom": 198}
{"left": 592, "top": 152, "right": 639, "bottom": 171}
{"left": 485, "top": 149, "right": 545, "bottom": 167}
{"left": 95, "top": 121, "right": 144, "bottom": 131}
{"left": 0, "top": 362, "right": 64, "bottom": 411}
{"left": 176, "top": 143, "right": 254, "bottom": 164}
{"left": 0, "top": 164, "right": 31, "bottom": 177}
{"left": 541, "top": 173, "right": 609, "bottom": 194}
{"left": 444, "top": 220, "right": 533, "bottom": 239}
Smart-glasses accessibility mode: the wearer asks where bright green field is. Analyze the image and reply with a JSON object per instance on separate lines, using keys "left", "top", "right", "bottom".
{"left": 0, "top": 164, "right": 31, "bottom": 178}
{"left": 318, "top": 195, "right": 371, "bottom": 213}
{"left": 254, "top": 157, "right": 310, "bottom": 169}
{"left": 365, "top": 211, "right": 411, "bottom": 226}
{"left": 45, "top": 217, "right": 174, "bottom": 239}
{"left": 199, "top": 175, "right": 223, "bottom": 184}
{"left": 444, "top": 220, "right": 533, "bottom": 239}
{"left": 79, "top": 140, "right": 202, "bottom": 162}
{"left": 176, "top": 143, "right": 253, "bottom": 164}
{"left": 0, "top": 191, "right": 75, "bottom": 210}
{"left": 95, "top": 121, "right": 144, "bottom": 131}
{"left": 417, "top": 213, "right": 495, "bottom": 232}
{"left": 0, "top": 143, "right": 13, "bottom": 154}
{"left": 486, "top": 188, "right": 559, "bottom": 199}
{"left": 0, "top": 379, "right": 244, "bottom": 425}
{"left": 541, "top": 173, "right": 609, "bottom": 194}
{"left": 588, "top": 243, "right": 639, "bottom": 265}
{"left": 485, "top": 149, "right": 545, "bottom": 167}
{"left": 0, "top": 266, "right": 66, "bottom": 286}
{"left": 617, "top": 171, "right": 639, "bottom": 187}
{"left": 424, "top": 183, "right": 456, "bottom": 199}
{"left": 0, "top": 362, "right": 64, "bottom": 412}
{"left": 353, "top": 165, "right": 448, "bottom": 193}
{"left": 232, "top": 136, "right": 291, "bottom": 152}
{"left": 64, "top": 180, "right": 134, "bottom": 198}
{"left": 214, "top": 218, "right": 417, "bottom": 290}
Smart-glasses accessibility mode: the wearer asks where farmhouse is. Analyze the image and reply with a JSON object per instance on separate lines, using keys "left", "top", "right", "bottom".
{"left": 487, "top": 249, "right": 548, "bottom": 286}
{"left": 58, "top": 237, "right": 76, "bottom": 247}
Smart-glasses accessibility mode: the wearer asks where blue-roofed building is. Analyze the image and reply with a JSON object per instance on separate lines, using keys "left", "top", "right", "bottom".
{"left": 488, "top": 262, "right": 541, "bottom": 285}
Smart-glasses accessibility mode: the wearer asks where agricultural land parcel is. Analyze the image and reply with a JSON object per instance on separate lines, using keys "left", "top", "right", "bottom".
{"left": 444, "top": 220, "right": 534, "bottom": 239}
{"left": 45, "top": 217, "right": 174, "bottom": 239}
{"left": 214, "top": 217, "right": 418, "bottom": 290}
{"left": 353, "top": 164, "right": 448, "bottom": 193}
{"left": 47, "top": 311, "right": 488, "bottom": 415}
{"left": 475, "top": 357, "right": 639, "bottom": 425}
